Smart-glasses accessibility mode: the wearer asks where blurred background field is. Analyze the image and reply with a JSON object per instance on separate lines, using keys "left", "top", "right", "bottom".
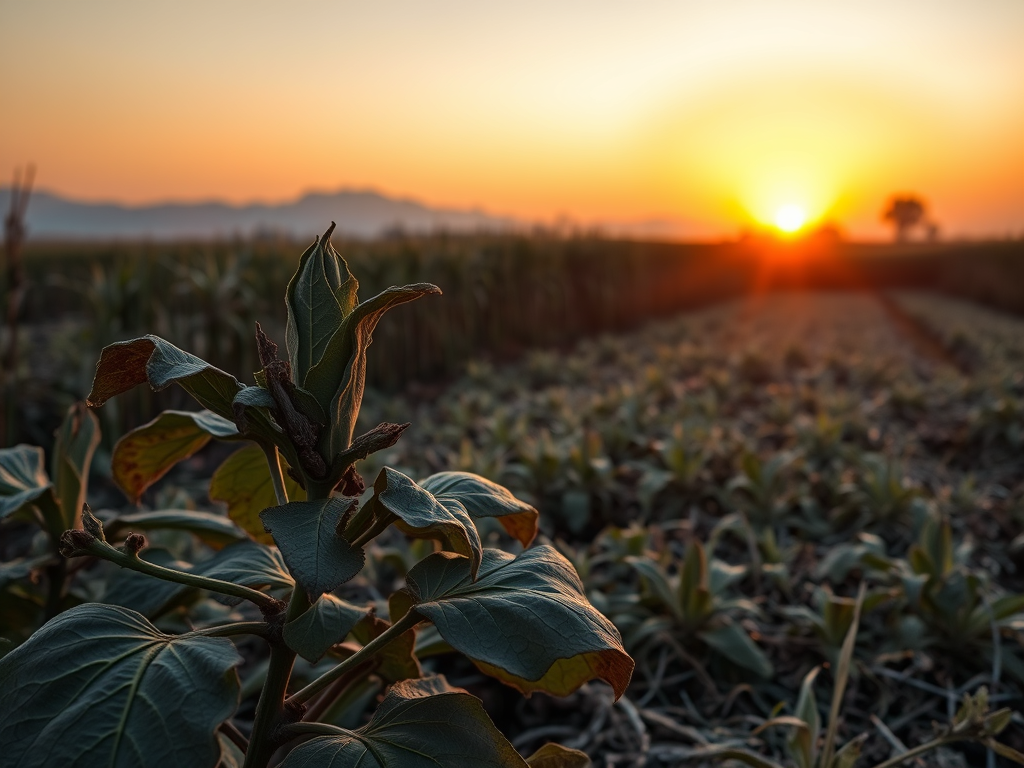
{"left": 6, "top": 234, "right": 1023, "bottom": 447}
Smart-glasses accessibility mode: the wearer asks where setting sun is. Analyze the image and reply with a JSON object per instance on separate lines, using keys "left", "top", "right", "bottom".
{"left": 774, "top": 204, "right": 807, "bottom": 233}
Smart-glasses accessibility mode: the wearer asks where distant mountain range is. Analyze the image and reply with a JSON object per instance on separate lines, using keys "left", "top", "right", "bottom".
{"left": 0, "top": 187, "right": 520, "bottom": 241}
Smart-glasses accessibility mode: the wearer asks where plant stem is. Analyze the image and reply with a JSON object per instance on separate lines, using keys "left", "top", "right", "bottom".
{"left": 243, "top": 641, "right": 296, "bottom": 768}
{"left": 241, "top": 585, "right": 309, "bottom": 768}
{"left": 261, "top": 442, "right": 290, "bottom": 507}
{"left": 287, "top": 612, "right": 421, "bottom": 707}
{"left": 81, "top": 539, "right": 283, "bottom": 615}
{"left": 302, "top": 660, "right": 375, "bottom": 723}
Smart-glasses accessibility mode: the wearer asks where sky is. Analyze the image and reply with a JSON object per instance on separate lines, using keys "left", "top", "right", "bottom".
{"left": 1, "top": 0, "right": 1023, "bottom": 239}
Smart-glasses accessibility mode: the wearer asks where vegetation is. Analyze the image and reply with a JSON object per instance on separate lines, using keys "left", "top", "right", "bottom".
{"left": 5, "top": 235, "right": 1023, "bottom": 446}
{"left": 2, "top": 231, "right": 1024, "bottom": 766}
{"left": 0, "top": 226, "right": 630, "bottom": 768}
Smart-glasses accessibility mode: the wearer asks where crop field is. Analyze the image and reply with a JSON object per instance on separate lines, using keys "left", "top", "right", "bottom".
{"left": 358, "top": 290, "right": 1024, "bottom": 763}
{"left": 3, "top": 239, "right": 1024, "bottom": 768}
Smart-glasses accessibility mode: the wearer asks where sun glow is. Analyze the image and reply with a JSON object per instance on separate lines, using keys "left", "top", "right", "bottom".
{"left": 774, "top": 204, "right": 807, "bottom": 233}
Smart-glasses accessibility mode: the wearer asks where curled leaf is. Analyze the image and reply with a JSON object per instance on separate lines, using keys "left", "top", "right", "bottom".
{"left": 406, "top": 546, "right": 633, "bottom": 699}
{"left": 368, "top": 467, "right": 483, "bottom": 579}
{"left": 87, "top": 335, "right": 244, "bottom": 419}
{"left": 420, "top": 471, "right": 538, "bottom": 547}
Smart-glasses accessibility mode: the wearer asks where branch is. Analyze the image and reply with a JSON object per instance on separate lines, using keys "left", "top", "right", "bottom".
{"left": 286, "top": 611, "right": 421, "bottom": 707}
{"left": 60, "top": 529, "right": 284, "bottom": 617}
{"left": 260, "top": 441, "right": 290, "bottom": 507}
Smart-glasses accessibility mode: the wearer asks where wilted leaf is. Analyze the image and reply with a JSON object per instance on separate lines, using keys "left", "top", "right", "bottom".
{"left": 368, "top": 467, "right": 483, "bottom": 578}
{"left": 526, "top": 743, "right": 591, "bottom": 767}
{"left": 405, "top": 546, "right": 633, "bottom": 698}
{"left": 88, "top": 335, "right": 243, "bottom": 419}
{"left": 261, "top": 498, "right": 364, "bottom": 598}
{"left": 0, "top": 604, "right": 240, "bottom": 768}
{"left": 279, "top": 676, "right": 527, "bottom": 768}
{"left": 283, "top": 594, "right": 372, "bottom": 663}
{"left": 51, "top": 402, "right": 100, "bottom": 532}
{"left": 325, "top": 421, "right": 409, "bottom": 487}
{"left": 210, "top": 443, "right": 305, "bottom": 545}
{"left": 420, "top": 471, "right": 539, "bottom": 547}
{"left": 111, "top": 410, "right": 238, "bottom": 504}
{"left": 107, "top": 509, "right": 246, "bottom": 550}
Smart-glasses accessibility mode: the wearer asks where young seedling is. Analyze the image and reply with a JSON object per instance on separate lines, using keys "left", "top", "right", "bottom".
{"left": 0, "top": 224, "right": 633, "bottom": 768}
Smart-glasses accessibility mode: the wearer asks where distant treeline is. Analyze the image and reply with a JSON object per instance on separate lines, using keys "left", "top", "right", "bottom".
{"left": 13, "top": 235, "right": 1024, "bottom": 404}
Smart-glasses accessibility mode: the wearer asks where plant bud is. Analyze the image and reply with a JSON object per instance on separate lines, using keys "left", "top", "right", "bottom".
{"left": 59, "top": 529, "right": 96, "bottom": 558}
{"left": 82, "top": 503, "right": 106, "bottom": 542}
{"left": 124, "top": 532, "right": 147, "bottom": 556}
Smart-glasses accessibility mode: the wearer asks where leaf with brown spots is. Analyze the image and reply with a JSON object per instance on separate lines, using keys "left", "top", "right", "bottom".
{"left": 88, "top": 335, "right": 243, "bottom": 419}
{"left": 111, "top": 410, "right": 239, "bottom": 505}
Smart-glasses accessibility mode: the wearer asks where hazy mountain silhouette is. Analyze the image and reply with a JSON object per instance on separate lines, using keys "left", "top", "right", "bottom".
{"left": 0, "top": 187, "right": 519, "bottom": 241}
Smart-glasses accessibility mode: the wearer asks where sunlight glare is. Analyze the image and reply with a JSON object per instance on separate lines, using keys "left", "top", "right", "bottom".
{"left": 775, "top": 204, "right": 807, "bottom": 233}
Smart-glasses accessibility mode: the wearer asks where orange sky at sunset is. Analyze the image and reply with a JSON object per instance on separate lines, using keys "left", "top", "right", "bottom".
{"left": 2, "top": 1, "right": 1022, "bottom": 239}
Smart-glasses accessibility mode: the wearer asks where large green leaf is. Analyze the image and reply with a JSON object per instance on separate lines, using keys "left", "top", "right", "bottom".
{"left": 283, "top": 594, "right": 372, "bottom": 663}
{"left": 261, "top": 498, "right": 364, "bottom": 598}
{"left": 279, "top": 676, "right": 527, "bottom": 768}
{"left": 0, "top": 445, "right": 54, "bottom": 523}
{"left": 285, "top": 225, "right": 358, "bottom": 386}
{"left": 104, "top": 541, "right": 293, "bottom": 618}
{"left": 419, "top": 471, "right": 539, "bottom": 547}
{"left": 87, "top": 335, "right": 243, "bottom": 419}
{"left": 50, "top": 402, "right": 100, "bottom": 532}
{"left": 369, "top": 467, "right": 483, "bottom": 578}
{"left": 0, "top": 604, "right": 240, "bottom": 768}
{"left": 106, "top": 509, "right": 246, "bottom": 550}
{"left": 405, "top": 546, "right": 633, "bottom": 698}
{"left": 111, "top": 410, "right": 239, "bottom": 504}
{"left": 210, "top": 443, "right": 306, "bottom": 545}
{"left": 304, "top": 283, "right": 441, "bottom": 457}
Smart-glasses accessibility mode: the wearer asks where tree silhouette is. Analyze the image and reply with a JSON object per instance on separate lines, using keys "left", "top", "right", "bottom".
{"left": 882, "top": 195, "right": 926, "bottom": 242}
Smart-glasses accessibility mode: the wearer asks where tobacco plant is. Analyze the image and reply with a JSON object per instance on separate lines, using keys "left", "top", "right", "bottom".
{"left": 0, "top": 225, "right": 632, "bottom": 768}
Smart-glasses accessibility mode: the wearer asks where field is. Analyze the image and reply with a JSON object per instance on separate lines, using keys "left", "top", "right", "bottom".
{"left": 361, "top": 289, "right": 1024, "bottom": 764}
{"left": 3, "top": 237, "right": 1024, "bottom": 767}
